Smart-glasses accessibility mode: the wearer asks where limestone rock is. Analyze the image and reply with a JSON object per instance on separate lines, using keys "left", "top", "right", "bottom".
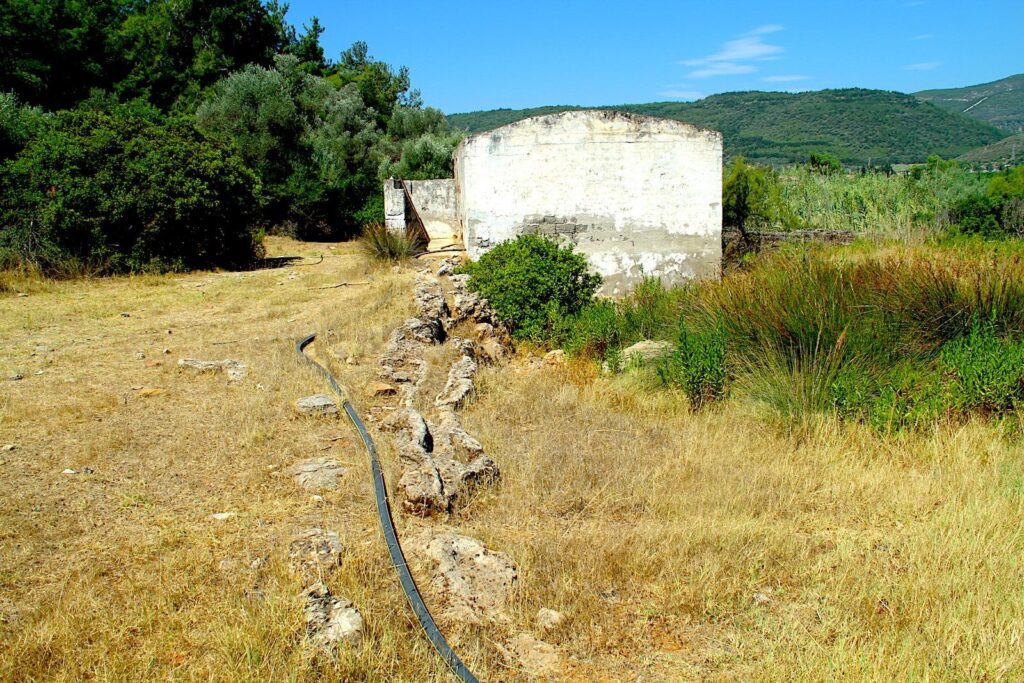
{"left": 288, "top": 457, "right": 346, "bottom": 491}
{"left": 509, "top": 633, "right": 561, "bottom": 678}
{"left": 382, "top": 408, "right": 433, "bottom": 465}
{"left": 295, "top": 394, "right": 339, "bottom": 417}
{"left": 366, "top": 381, "right": 397, "bottom": 398}
{"left": 435, "top": 339, "right": 478, "bottom": 409}
{"left": 411, "top": 532, "right": 517, "bottom": 623}
{"left": 302, "top": 582, "right": 364, "bottom": 650}
{"left": 397, "top": 463, "right": 452, "bottom": 516}
{"left": 178, "top": 358, "right": 247, "bottom": 381}
{"left": 544, "top": 350, "right": 565, "bottom": 366}
{"left": 289, "top": 528, "right": 343, "bottom": 577}
{"left": 620, "top": 340, "right": 674, "bottom": 368}
{"left": 536, "top": 607, "right": 565, "bottom": 633}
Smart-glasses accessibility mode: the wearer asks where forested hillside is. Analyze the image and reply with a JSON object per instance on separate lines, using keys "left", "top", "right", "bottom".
{"left": 448, "top": 88, "right": 1007, "bottom": 166}
{"left": 916, "top": 74, "right": 1024, "bottom": 132}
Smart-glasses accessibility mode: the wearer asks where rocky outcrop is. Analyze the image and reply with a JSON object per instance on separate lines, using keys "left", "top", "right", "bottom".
{"left": 295, "top": 394, "right": 339, "bottom": 417}
{"left": 410, "top": 532, "right": 517, "bottom": 624}
{"left": 178, "top": 358, "right": 247, "bottom": 381}
{"left": 302, "top": 582, "right": 364, "bottom": 650}
{"left": 287, "top": 457, "right": 346, "bottom": 491}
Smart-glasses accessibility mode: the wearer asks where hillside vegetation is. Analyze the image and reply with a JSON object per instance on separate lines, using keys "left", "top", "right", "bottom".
{"left": 448, "top": 88, "right": 1006, "bottom": 166}
{"left": 958, "top": 132, "right": 1024, "bottom": 166}
{"left": 916, "top": 73, "right": 1024, "bottom": 132}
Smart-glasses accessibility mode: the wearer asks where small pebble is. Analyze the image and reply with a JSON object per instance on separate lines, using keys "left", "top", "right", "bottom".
{"left": 2, "top": 444, "right": 17, "bottom": 452}
{"left": 135, "top": 352, "right": 146, "bottom": 360}
{"left": 210, "top": 511, "right": 238, "bottom": 521}
{"left": 62, "top": 468, "right": 77, "bottom": 475}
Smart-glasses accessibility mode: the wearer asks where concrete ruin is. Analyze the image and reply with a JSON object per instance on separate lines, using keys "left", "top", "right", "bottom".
{"left": 385, "top": 110, "right": 723, "bottom": 294}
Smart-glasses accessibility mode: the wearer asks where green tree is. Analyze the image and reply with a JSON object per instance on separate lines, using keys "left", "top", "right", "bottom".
{"left": 722, "top": 157, "right": 793, "bottom": 234}
{"left": 808, "top": 150, "right": 841, "bottom": 175}
{"left": 0, "top": 105, "right": 263, "bottom": 273}
{"left": 196, "top": 54, "right": 378, "bottom": 237}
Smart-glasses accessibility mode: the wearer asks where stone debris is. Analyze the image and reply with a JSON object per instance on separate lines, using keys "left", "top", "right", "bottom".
{"left": 177, "top": 358, "right": 247, "bottom": 381}
{"left": 2, "top": 444, "right": 17, "bottom": 453}
{"left": 6, "top": 372, "right": 23, "bottom": 381}
{"left": 288, "top": 457, "right": 346, "bottom": 491}
{"left": 0, "top": 597, "right": 18, "bottom": 626}
{"left": 544, "top": 349, "right": 565, "bottom": 366}
{"left": 381, "top": 408, "right": 433, "bottom": 465}
{"left": 302, "top": 582, "right": 364, "bottom": 650}
{"left": 410, "top": 532, "right": 517, "bottom": 624}
{"left": 397, "top": 462, "right": 451, "bottom": 516}
{"left": 295, "top": 394, "right": 339, "bottom": 417}
{"left": 210, "top": 511, "right": 238, "bottom": 521}
{"left": 365, "top": 381, "right": 397, "bottom": 398}
{"left": 509, "top": 633, "right": 562, "bottom": 678}
{"left": 434, "top": 339, "right": 478, "bottom": 409}
{"left": 620, "top": 340, "right": 674, "bottom": 368}
{"left": 536, "top": 607, "right": 565, "bottom": 633}
{"left": 436, "top": 256, "right": 461, "bottom": 277}
{"left": 288, "top": 528, "right": 343, "bottom": 578}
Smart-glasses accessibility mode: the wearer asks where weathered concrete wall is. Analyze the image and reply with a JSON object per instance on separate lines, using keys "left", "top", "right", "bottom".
{"left": 406, "top": 180, "right": 458, "bottom": 241}
{"left": 455, "top": 110, "right": 722, "bottom": 295}
{"left": 383, "top": 178, "right": 406, "bottom": 234}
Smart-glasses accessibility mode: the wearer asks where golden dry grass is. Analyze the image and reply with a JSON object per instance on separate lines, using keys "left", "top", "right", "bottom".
{"left": 2, "top": 237, "right": 1023, "bottom": 681}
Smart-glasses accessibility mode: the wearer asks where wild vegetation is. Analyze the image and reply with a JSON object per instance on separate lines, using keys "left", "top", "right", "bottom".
{"left": 916, "top": 73, "right": 1024, "bottom": 132}
{"left": 448, "top": 88, "right": 1008, "bottom": 165}
{"left": 0, "top": 1, "right": 460, "bottom": 275}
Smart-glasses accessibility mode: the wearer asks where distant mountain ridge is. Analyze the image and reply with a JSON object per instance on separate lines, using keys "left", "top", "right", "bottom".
{"left": 916, "top": 74, "right": 1024, "bottom": 132}
{"left": 448, "top": 84, "right": 1013, "bottom": 166}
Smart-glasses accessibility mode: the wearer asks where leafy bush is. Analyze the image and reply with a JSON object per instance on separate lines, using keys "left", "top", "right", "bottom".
{"left": 723, "top": 156, "right": 795, "bottom": 233}
{"left": 939, "top": 322, "right": 1024, "bottom": 415}
{"left": 808, "top": 150, "right": 841, "bottom": 175}
{"left": 657, "top": 322, "right": 727, "bottom": 409}
{"left": 358, "top": 223, "right": 422, "bottom": 262}
{"left": 459, "top": 235, "right": 601, "bottom": 341}
{"left": 554, "top": 300, "right": 621, "bottom": 359}
{"left": 0, "top": 91, "right": 44, "bottom": 160}
{"left": 0, "top": 106, "right": 263, "bottom": 274}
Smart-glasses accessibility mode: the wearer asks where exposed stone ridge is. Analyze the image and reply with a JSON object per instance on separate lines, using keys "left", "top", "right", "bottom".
{"left": 375, "top": 261, "right": 509, "bottom": 517}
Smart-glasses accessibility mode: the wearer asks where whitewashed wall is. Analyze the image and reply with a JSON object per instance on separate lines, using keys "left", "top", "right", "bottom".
{"left": 454, "top": 110, "right": 722, "bottom": 295}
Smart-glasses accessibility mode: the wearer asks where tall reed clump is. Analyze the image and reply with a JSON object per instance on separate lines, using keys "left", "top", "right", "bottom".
{"left": 358, "top": 223, "right": 423, "bottom": 262}
{"left": 554, "top": 245, "right": 1024, "bottom": 430}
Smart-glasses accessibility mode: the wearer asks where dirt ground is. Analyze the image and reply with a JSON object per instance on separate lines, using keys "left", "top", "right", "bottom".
{"left": 2, "top": 237, "right": 1023, "bottom": 681}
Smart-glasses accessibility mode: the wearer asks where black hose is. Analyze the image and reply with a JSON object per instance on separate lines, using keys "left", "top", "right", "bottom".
{"left": 296, "top": 333, "right": 479, "bottom": 683}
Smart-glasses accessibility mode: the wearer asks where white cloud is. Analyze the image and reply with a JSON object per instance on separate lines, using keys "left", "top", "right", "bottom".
{"left": 689, "top": 63, "right": 757, "bottom": 78}
{"left": 762, "top": 74, "right": 810, "bottom": 82}
{"left": 901, "top": 1, "right": 926, "bottom": 6}
{"left": 659, "top": 89, "right": 704, "bottom": 100}
{"left": 682, "top": 26, "right": 785, "bottom": 79}
{"left": 912, "top": 33, "right": 934, "bottom": 40}
{"left": 904, "top": 61, "right": 940, "bottom": 70}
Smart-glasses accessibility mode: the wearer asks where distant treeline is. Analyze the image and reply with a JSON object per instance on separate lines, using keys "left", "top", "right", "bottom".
{"left": 0, "top": 0, "right": 460, "bottom": 275}
{"left": 448, "top": 89, "right": 1008, "bottom": 166}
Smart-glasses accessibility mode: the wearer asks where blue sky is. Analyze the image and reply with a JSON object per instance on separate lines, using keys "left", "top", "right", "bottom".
{"left": 284, "top": 0, "right": 1023, "bottom": 114}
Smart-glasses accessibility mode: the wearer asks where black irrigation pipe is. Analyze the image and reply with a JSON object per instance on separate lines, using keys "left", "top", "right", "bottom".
{"left": 296, "top": 332, "right": 479, "bottom": 683}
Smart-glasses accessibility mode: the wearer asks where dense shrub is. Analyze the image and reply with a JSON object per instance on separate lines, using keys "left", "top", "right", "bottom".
{"left": 939, "top": 321, "right": 1024, "bottom": 416}
{"left": 0, "top": 91, "right": 43, "bottom": 160}
{"left": 657, "top": 322, "right": 727, "bottom": 409}
{"left": 0, "top": 106, "right": 263, "bottom": 274}
{"left": 195, "top": 55, "right": 379, "bottom": 238}
{"left": 722, "top": 156, "right": 795, "bottom": 233}
{"left": 947, "top": 167, "right": 1024, "bottom": 238}
{"left": 459, "top": 235, "right": 601, "bottom": 341}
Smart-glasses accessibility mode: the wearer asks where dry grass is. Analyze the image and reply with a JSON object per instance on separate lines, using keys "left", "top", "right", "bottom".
{"left": 2, "top": 238, "right": 1023, "bottom": 680}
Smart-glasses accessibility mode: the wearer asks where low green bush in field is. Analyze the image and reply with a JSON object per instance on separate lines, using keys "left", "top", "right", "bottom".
{"left": 459, "top": 234, "right": 601, "bottom": 341}
{"left": 657, "top": 322, "right": 727, "bottom": 410}
{"left": 939, "top": 321, "right": 1024, "bottom": 416}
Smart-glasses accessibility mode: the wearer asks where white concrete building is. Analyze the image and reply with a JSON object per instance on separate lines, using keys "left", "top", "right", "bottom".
{"left": 385, "top": 110, "right": 723, "bottom": 294}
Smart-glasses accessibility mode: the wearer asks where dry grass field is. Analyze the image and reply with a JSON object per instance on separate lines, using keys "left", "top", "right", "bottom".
{"left": 2, "top": 237, "right": 1023, "bottom": 681}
